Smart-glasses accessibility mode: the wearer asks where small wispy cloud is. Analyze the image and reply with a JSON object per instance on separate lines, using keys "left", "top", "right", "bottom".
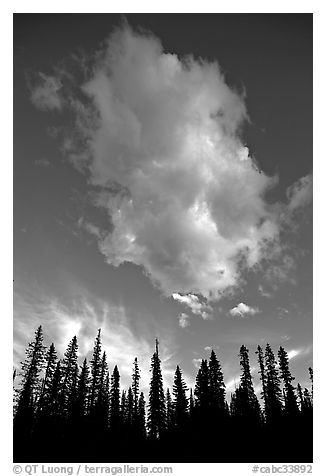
{"left": 77, "top": 217, "right": 103, "bottom": 239}
{"left": 34, "top": 158, "right": 51, "bottom": 167}
{"left": 258, "top": 284, "right": 272, "bottom": 298}
{"left": 281, "top": 335, "right": 291, "bottom": 342}
{"left": 229, "top": 302, "right": 259, "bottom": 318}
{"left": 192, "top": 358, "right": 202, "bottom": 369}
{"left": 288, "top": 349, "right": 300, "bottom": 360}
{"left": 287, "top": 346, "right": 312, "bottom": 361}
{"left": 265, "top": 254, "right": 296, "bottom": 287}
{"left": 172, "top": 293, "right": 212, "bottom": 319}
{"left": 178, "top": 312, "right": 190, "bottom": 328}
{"left": 277, "top": 307, "right": 289, "bottom": 319}
{"left": 286, "top": 174, "right": 312, "bottom": 212}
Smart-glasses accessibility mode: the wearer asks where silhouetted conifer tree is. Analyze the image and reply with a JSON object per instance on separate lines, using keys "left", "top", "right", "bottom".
{"left": 97, "top": 352, "right": 108, "bottom": 410}
{"left": 278, "top": 346, "right": 298, "bottom": 416}
{"left": 109, "top": 365, "right": 121, "bottom": 431}
{"left": 75, "top": 358, "right": 90, "bottom": 419}
{"left": 138, "top": 392, "right": 147, "bottom": 438}
{"left": 60, "top": 336, "right": 78, "bottom": 416}
{"left": 256, "top": 345, "right": 268, "bottom": 417}
{"left": 194, "top": 359, "right": 210, "bottom": 412}
{"left": 147, "top": 339, "right": 166, "bottom": 439}
{"left": 165, "top": 388, "right": 174, "bottom": 431}
{"left": 126, "top": 386, "right": 134, "bottom": 428}
{"left": 297, "top": 383, "right": 304, "bottom": 412}
{"left": 132, "top": 357, "right": 140, "bottom": 418}
{"left": 237, "top": 345, "right": 261, "bottom": 423}
{"left": 172, "top": 365, "right": 188, "bottom": 430}
{"left": 308, "top": 367, "right": 313, "bottom": 400}
{"left": 14, "top": 325, "right": 46, "bottom": 436}
{"left": 264, "top": 343, "right": 282, "bottom": 423}
{"left": 208, "top": 350, "right": 226, "bottom": 415}
{"left": 47, "top": 361, "right": 62, "bottom": 418}
{"left": 303, "top": 388, "right": 312, "bottom": 410}
{"left": 67, "top": 364, "right": 79, "bottom": 421}
{"left": 90, "top": 329, "right": 102, "bottom": 409}
{"left": 229, "top": 390, "right": 237, "bottom": 417}
{"left": 121, "top": 390, "right": 127, "bottom": 425}
{"left": 38, "top": 343, "right": 57, "bottom": 413}
{"left": 189, "top": 388, "right": 195, "bottom": 420}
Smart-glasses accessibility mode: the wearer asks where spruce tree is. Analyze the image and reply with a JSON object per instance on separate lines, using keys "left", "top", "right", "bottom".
{"left": 67, "top": 363, "right": 79, "bottom": 423}
{"left": 38, "top": 343, "right": 58, "bottom": 413}
{"left": 126, "top": 386, "right": 134, "bottom": 428}
{"left": 14, "top": 325, "right": 46, "bottom": 433}
{"left": 172, "top": 365, "right": 188, "bottom": 430}
{"left": 109, "top": 365, "right": 121, "bottom": 431}
{"left": 303, "top": 388, "right": 313, "bottom": 411}
{"left": 238, "top": 345, "right": 261, "bottom": 423}
{"left": 296, "top": 383, "right": 304, "bottom": 412}
{"left": 97, "top": 352, "right": 108, "bottom": 409}
{"left": 194, "top": 359, "right": 210, "bottom": 412}
{"left": 308, "top": 367, "right": 313, "bottom": 400}
{"left": 264, "top": 343, "right": 283, "bottom": 423}
{"left": 229, "top": 391, "right": 237, "bottom": 418}
{"left": 60, "top": 336, "right": 78, "bottom": 416}
{"left": 138, "top": 392, "right": 147, "bottom": 438}
{"left": 75, "top": 358, "right": 90, "bottom": 419}
{"left": 90, "top": 329, "right": 102, "bottom": 409}
{"left": 147, "top": 338, "right": 166, "bottom": 439}
{"left": 189, "top": 388, "right": 195, "bottom": 419}
{"left": 165, "top": 388, "right": 174, "bottom": 431}
{"left": 47, "top": 361, "right": 62, "bottom": 418}
{"left": 256, "top": 345, "right": 268, "bottom": 416}
{"left": 120, "top": 390, "right": 128, "bottom": 430}
{"left": 132, "top": 357, "right": 141, "bottom": 419}
{"left": 121, "top": 389, "right": 127, "bottom": 425}
{"left": 208, "top": 350, "right": 226, "bottom": 414}
{"left": 278, "top": 346, "right": 298, "bottom": 416}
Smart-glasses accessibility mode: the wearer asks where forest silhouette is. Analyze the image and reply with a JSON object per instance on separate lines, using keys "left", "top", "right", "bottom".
{"left": 13, "top": 326, "right": 313, "bottom": 463}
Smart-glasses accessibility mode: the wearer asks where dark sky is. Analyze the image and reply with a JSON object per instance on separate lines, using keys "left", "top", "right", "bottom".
{"left": 14, "top": 14, "right": 312, "bottom": 394}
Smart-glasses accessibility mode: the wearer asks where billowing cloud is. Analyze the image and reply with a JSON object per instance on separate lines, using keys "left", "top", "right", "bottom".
{"left": 172, "top": 293, "right": 212, "bottom": 319}
{"left": 30, "top": 25, "right": 311, "bottom": 302}
{"left": 229, "top": 302, "right": 259, "bottom": 318}
{"left": 30, "top": 72, "right": 63, "bottom": 111}
{"left": 178, "top": 312, "right": 190, "bottom": 328}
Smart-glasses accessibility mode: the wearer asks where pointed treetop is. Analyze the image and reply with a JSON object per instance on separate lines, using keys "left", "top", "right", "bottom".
{"left": 155, "top": 338, "right": 159, "bottom": 356}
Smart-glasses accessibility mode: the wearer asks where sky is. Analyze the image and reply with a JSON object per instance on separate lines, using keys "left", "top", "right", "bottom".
{"left": 13, "top": 14, "right": 312, "bottom": 396}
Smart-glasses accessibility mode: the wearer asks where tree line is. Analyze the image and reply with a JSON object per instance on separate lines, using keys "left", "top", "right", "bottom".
{"left": 13, "top": 326, "right": 313, "bottom": 463}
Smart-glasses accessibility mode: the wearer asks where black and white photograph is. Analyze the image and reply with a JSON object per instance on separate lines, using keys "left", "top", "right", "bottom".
{"left": 12, "top": 12, "right": 313, "bottom": 466}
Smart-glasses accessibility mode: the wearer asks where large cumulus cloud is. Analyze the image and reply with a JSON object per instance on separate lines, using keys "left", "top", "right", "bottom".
{"left": 31, "top": 25, "right": 311, "bottom": 303}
